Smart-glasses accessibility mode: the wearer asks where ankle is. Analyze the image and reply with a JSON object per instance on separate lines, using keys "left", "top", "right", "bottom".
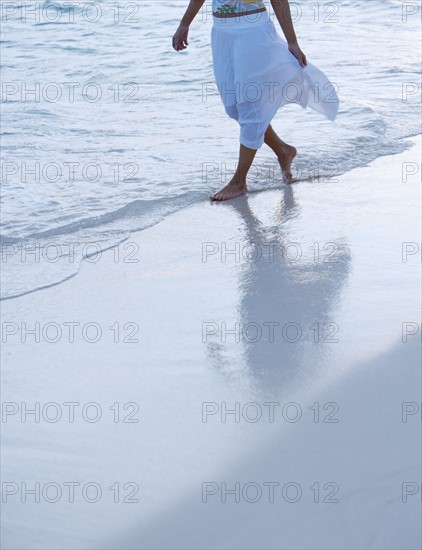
{"left": 232, "top": 173, "right": 247, "bottom": 186}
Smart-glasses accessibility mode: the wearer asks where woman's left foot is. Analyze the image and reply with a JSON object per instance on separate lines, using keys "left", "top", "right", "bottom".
{"left": 278, "top": 144, "right": 297, "bottom": 183}
{"left": 210, "top": 178, "right": 247, "bottom": 201}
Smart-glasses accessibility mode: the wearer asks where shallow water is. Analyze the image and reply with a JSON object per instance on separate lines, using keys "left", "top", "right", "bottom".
{"left": 1, "top": 0, "right": 421, "bottom": 298}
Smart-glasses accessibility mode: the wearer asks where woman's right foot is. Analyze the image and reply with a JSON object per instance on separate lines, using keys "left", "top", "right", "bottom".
{"left": 277, "top": 144, "right": 297, "bottom": 183}
{"left": 210, "top": 177, "right": 247, "bottom": 201}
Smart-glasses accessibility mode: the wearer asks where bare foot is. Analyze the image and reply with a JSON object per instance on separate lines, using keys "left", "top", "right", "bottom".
{"left": 278, "top": 144, "right": 297, "bottom": 183}
{"left": 210, "top": 178, "right": 247, "bottom": 202}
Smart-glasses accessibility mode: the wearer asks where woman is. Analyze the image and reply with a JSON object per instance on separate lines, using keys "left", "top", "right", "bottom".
{"left": 173, "top": 0, "right": 339, "bottom": 201}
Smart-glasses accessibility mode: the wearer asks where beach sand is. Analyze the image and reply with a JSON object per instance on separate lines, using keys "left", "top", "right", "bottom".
{"left": 1, "top": 136, "right": 421, "bottom": 549}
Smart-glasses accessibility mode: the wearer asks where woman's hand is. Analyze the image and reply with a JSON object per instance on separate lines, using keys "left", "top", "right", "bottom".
{"left": 288, "top": 43, "right": 307, "bottom": 67}
{"left": 173, "top": 25, "right": 189, "bottom": 51}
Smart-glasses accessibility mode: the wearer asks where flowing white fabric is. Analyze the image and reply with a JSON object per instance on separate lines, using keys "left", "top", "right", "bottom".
{"left": 211, "top": 11, "right": 340, "bottom": 149}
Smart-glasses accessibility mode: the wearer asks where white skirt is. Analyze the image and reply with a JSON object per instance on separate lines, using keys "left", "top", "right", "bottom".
{"left": 211, "top": 10, "right": 340, "bottom": 149}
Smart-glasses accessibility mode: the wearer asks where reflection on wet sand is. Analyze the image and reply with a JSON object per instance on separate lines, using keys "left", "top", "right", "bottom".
{"left": 207, "top": 186, "right": 352, "bottom": 397}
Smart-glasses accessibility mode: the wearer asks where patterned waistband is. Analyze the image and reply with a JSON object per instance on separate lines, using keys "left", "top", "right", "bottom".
{"left": 212, "top": 9, "right": 269, "bottom": 29}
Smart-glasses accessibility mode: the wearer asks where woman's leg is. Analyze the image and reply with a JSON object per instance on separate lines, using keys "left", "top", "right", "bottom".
{"left": 264, "top": 125, "right": 297, "bottom": 183}
{"left": 210, "top": 144, "right": 257, "bottom": 202}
